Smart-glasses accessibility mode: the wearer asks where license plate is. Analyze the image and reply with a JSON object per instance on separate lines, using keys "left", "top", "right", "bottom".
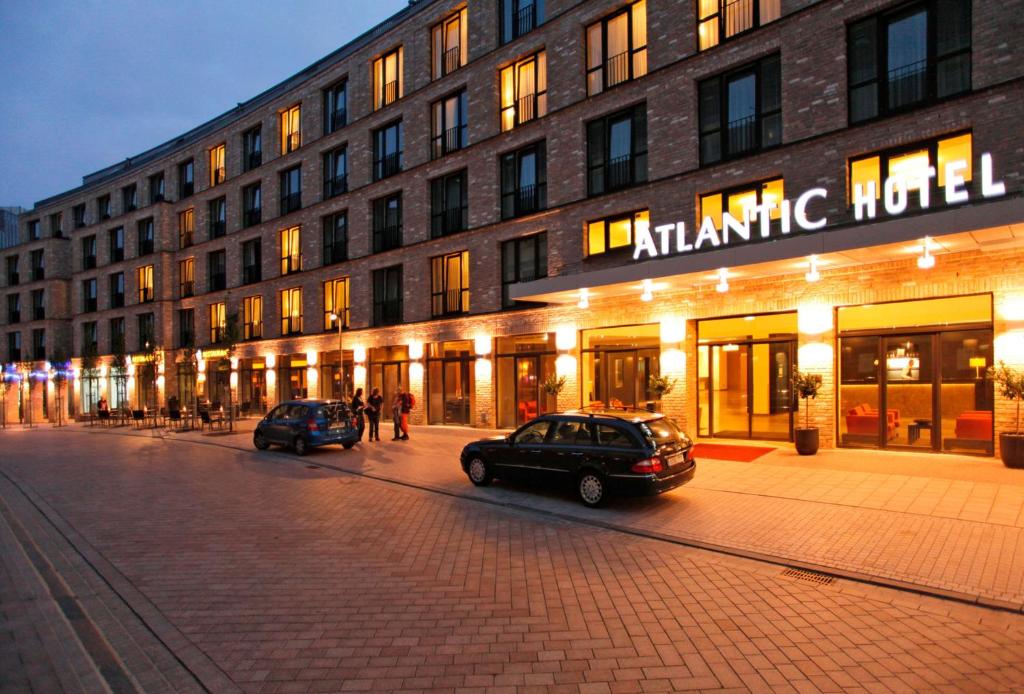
{"left": 666, "top": 452, "right": 685, "bottom": 466}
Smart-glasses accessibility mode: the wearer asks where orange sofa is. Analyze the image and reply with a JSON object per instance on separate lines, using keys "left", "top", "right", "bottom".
{"left": 954, "top": 411, "right": 993, "bottom": 441}
{"left": 845, "top": 404, "right": 900, "bottom": 440}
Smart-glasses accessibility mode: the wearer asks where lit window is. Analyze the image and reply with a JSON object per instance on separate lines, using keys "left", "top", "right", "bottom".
{"left": 280, "top": 104, "right": 301, "bottom": 154}
{"left": 137, "top": 265, "right": 154, "bottom": 303}
{"left": 586, "top": 210, "right": 648, "bottom": 257}
{"left": 178, "top": 209, "right": 194, "bottom": 249}
{"left": 586, "top": 0, "right": 647, "bottom": 96}
{"left": 179, "top": 258, "right": 194, "bottom": 298}
{"left": 209, "top": 144, "right": 226, "bottom": 186}
{"left": 430, "top": 251, "right": 470, "bottom": 317}
{"left": 847, "top": 132, "right": 973, "bottom": 203}
{"left": 280, "top": 287, "right": 303, "bottom": 335}
{"left": 324, "top": 277, "right": 350, "bottom": 330}
{"left": 699, "top": 178, "right": 784, "bottom": 230}
{"left": 280, "top": 226, "right": 302, "bottom": 275}
{"left": 698, "top": 0, "right": 780, "bottom": 51}
{"left": 243, "top": 296, "right": 263, "bottom": 340}
{"left": 373, "top": 47, "right": 403, "bottom": 110}
{"left": 209, "top": 302, "right": 226, "bottom": 343}
{"left": 500, "top": 51, "right": 546, "bottom": 131}
{"left": 432, "top": 8, "right": 467, "bottom": 79}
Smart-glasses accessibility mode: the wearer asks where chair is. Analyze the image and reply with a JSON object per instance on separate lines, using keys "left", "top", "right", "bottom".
{"left": 200, "top": 409, "right": 225, "bottom": 431}
{"left": 131, "top": 409, "right": 145, "bottom": 428}
{"left": 167, "top": 409, "right": 182, "bottom": 429}
{"left": 97, "top": 409, "right": 111, "bottom": 427}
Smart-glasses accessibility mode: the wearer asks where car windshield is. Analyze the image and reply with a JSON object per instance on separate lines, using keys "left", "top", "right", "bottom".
{"left": 639, "top": 417, "right": 686, "bottom": 445}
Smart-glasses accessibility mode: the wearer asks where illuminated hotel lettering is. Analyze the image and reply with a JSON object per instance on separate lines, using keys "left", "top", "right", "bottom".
{"left": 633, "top": 153, "right": 1005, "bottom": 261}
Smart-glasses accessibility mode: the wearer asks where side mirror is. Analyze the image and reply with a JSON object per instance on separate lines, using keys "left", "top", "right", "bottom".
{"left": 506, "top": 434, "right": 515, "bottom": 446}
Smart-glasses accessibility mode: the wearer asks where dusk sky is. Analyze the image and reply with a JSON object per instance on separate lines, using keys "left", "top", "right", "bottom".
{"left": 0, "top": 0, "right": 410, "bottom": 209}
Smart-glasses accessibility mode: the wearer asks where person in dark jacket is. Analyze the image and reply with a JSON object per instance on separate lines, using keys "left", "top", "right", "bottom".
{"left": 365, "top": 387, "right": 383, "bottom": 442}
{"left": 350, "top": 388, "right": 365, "bottom": 442}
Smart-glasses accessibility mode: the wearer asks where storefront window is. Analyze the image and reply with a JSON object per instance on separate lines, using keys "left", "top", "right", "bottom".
{"left": 80, "top": 374, "right": 101, "bottom": 414}
{"left": 582, "top": 324, "right": 659, "bottom": 409}
{"left": 496, "top": 333, "right": 557, "bottom": 429}
{"left": 319, "top": 350, "right": 354, "bottom": 401}
{"left": 240, "top": 359, "right": 267, "bottom": 415}
{"left": 278, "top": 354, "right": 309, "bottom": 401}
{"left": 177, "top": 362, "right": 197, "bottom": 411}
{"left": 427, "top": 341, "right": 475, "bottom": 425}
{"left": 369, "top": 346, "right": 409, "bottom": 414}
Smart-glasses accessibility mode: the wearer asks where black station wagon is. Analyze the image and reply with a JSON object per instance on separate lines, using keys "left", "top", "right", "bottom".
{"left": 460, "top": 409, "right": 696, "bottom": 507}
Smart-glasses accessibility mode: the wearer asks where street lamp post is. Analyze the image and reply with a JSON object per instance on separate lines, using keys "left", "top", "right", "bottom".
{"left": 329, "top": 312, "right": 345, "bottom": 401}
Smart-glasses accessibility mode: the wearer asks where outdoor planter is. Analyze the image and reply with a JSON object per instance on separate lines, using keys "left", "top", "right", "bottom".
{"left": 794, "top": 427, "right": 820, "bottom": 456}
{"left": 990, "top": 361, "right": 1024, "bottom": 469}
{"left": 792, "top": 370, "right": 823, "bottom": 456}
{"left": 999, "top": 433, "right": 1024, "bottom": 469}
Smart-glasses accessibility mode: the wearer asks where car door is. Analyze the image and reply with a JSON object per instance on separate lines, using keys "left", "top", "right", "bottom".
{"left": 497, "top": 419, "right": 552, "bottom": 477}
{"left": 545, "top": 419, "right": 593, "bottom": 481}
{"left": 263, "top": 405, "right": 289, "bottom": 443}
{"left": 595, "top": 423, "right": 645, "bottom": 477}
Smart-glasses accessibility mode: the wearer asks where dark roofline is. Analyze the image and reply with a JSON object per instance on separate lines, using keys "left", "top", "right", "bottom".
{"left": 33, "top": 0, "right": 436, "bottom": 209}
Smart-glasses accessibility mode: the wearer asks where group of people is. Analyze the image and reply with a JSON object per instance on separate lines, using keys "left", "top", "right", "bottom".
{"left": 348, "top": 386, "right": 414, "bottom": 442}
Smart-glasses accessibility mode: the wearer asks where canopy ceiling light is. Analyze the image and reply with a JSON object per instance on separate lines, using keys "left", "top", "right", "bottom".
{"left": 640, "top": 279, "right": 654, "bottom": 302}
{"left": 577, "top": 288, "right": 590, "bottom": 309}
{"left": 917, "top": 236, "right": 936, "bottom": 269}
{"left": 805, "top": 255, "right": 821, "bottom": 283}
{"left": 715, "top": 268, "right": 729, "bottom": 293}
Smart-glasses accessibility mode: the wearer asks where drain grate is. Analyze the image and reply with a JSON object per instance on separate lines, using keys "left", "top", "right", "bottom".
{"left": 781, "top": 568, "right": 835, "bottom": 585}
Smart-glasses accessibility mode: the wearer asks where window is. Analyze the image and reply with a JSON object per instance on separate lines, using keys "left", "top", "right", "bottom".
{"left": 280, "top": 226, "right": 302, "bottom": 275}
{"left": 7, "top": 332, "right": 21, "bottom": 361}
{"left": 137, "top": 313, "right": 155, "bottom": 351}
{"left": 178, "top": 159, "right": 194, "bottom": 198}
{"left": 243, "top": 296, "right": 262, "bottom": 340}
{"left": 323, "top": 212, "right": 348, "bottom": 265}
{"left": 7, "top": 294, "right": 19, "bottom": 323}
{"left": 698, "top": 0, "right": 781, "bottom": 51}
{"left": 373, "top": 47, "right": 403, "bottom": 110}
{"left": 242, "top": 182, "right": 261, "bottom": 227}
{"left": 280, "top": 287, "right": 303, "bottom": 335}
{"left": 97, "top": 195, "right": 111, "bottom": 221}
{"left": 586, "top": 0, "right": 647, "bottom": 95}
{"left": 372, "top": 266, "right": 402, "bottom": 326}
{"left": 207, "top": 251, "right": 226, "bottom": 292}
{"left": 109, "top": 317, "right": 125, "bottom": 353}
{"left": 243, "top": 126, "right": 262, "bottom": 171}
{"left": 430, "top": 170, "right": 468, "bottom": 238}
{"left": 208, "top": 197, "right": 227, "bottom": 239}
{"left": 137, "top": 218, "right": 154, "bottom": 256}
{"left": 209, "top": 302, "right": 226, "bottom": 343}
{"left": 108, "top": 227, "right": 124, "bottom": 263}
{"left": 501, "top": 141, "right": 547, "bottom": 219}
{"left": 83, "top": 321, "right": 98, "bottom": 354}
{"left": 431, "top": 251, "right": 470, "bottom": 316}
{"left": 49, "top": 212, "right": 63, "bottom": 238}
{"left": 848, "top": 1, "right": 970, "bottom": 124}
{"left": 31, "top": 289, "right": 44, "bottom": 321}
{"left": 587, "top": 209, "right": 649, "bottom": 256}
{"left": 178, "top": 309, "right": 194, "bottom": 348}
{"left": 109, "top": 272, "right": 125, "bottom": 308}
{"left": 137, "top": 265, "right": 154, "bottom": 303}
{"left": 324, "top": 277, "right": 350, "bottom": 330}
{"left": 280, "top": 165, "right": 302, "bottom": 215}
{"left": 82, "top": 235, "right": 97, "bottom": 270}
{"left": 149, "top": 172, "right": 165, "bottom": 204}
{"left": 73, "top": 204, "right": 86, "bottom": 229}
{"left": 5, "top": 256, "right": 17, "bottom": 285}
{"left": 501, "top": 233, "right": 547, "bottom": 306}
{"left": 432, "top": 8, "right": 467, "bottom": 79}
{"left": 500, "top": 51, "right": 546, "bottom": 131}
{"left": 431, "top": 90, "right": 467, "bottom": 159}
{"left": 30, "top": 250, "right": 44, "bottom": 281}
{"left": 280, "top": 104, "right": 301, "bottom": 154}
{"left": 122, "top": 183, "right": 138, "bottom": 212}
{"left": 178, "top": 209, "right": 194, "bottom": 248}
{"left": 324, "top": 81, "right": 347, "bottom": 134}
{"left": 323, "top": 146, "right": 348, "bottom": 198}
{"left": 242, "top": 238, "right": 262, "bottom": 284}
{"left": 848, "top": 132, "right": 972, "bottom": 210}
{"left": 699, "top": 178, "right": 784, "bottom": 232}
{"left": 179, "top": 258, "right": 194, "bottom": 298}
{"left": 82, "top": 278, "right": 97, "bottom": 313}
{"left": 586, "top": 104, "right": 647, "bottom": 195}
{"left": 209, "top": 144, "right": 226, "bottom": 186}
{"left": 27, "top": 220, "right": 40, "bottom": 241}
{"left": 500, "top": 0, "right": 543, "bottom": 44}
{"left": 699, "top": 54, "right": 781, "bottom": 164}
{"left": 372, "top": 193, "right": 402, "bottom": 253}
{"left": 32, "top": 329, "right": 45, "bottom": 360}
{"left": 372, "top": 121, "right": 403, "bottom": 180}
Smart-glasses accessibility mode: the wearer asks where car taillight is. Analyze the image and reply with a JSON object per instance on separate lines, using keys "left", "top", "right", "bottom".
{"left": 306, "top": 418, "right": 319, "bottom": 431}
{"left": 631, "top": 457, "right": 664, "bottom": 474}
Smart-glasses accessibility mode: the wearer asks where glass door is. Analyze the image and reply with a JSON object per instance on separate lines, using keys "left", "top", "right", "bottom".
{"left": 702, "top": 340, "right": 795, "bottom": 440}
{"left": 882, "top": 335, "right": 933, "bottom": 449}
{"left": 443, "top": 360, "right": 471, "bottom": 425}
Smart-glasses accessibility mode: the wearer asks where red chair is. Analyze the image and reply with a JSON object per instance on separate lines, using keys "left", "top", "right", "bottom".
{"left": 954, "top": 411, "right": 992, "bottom": 441}
{"left": 845, "top": 404, "right": 899, "bottom": 440}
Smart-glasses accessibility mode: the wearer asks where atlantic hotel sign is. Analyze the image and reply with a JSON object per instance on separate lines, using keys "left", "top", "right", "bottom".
{"left": 632, "top": 153, "right": 1007, "bottom": 260}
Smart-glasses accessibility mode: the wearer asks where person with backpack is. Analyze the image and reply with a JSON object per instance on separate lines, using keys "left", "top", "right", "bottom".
{"left": 399, "top": 388, "right": 414, "bottom": 440}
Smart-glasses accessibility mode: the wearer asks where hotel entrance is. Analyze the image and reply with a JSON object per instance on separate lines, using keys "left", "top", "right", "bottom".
{"left": 495, "top": 333, "right": 557, "bottom": 428}
{"left": 697, "top": 313, "right": 797, "bottom": 441}
{"left": 581, "top": 324, "right": 660, "bottom": 409}
{"left": 838, "top": 295, "right": 994, "bottom": 454}
{"left": 368, "top": 346, "right": 409, "bottom": 413}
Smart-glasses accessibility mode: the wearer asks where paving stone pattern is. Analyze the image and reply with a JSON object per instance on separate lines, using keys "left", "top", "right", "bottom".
{"left": 1, "top": 430, "right": 1024, "bottom": 691}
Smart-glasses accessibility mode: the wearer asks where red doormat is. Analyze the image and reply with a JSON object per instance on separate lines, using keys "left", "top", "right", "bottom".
{"left": 692, "top": 443, "right": 777, "bottom": 462}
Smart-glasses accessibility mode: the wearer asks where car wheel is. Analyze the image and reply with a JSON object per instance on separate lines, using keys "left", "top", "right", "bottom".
{"left": 253, "top": 431, "right": 270, "bottom": 450}
{"left": 577, "top": 471, "right": 607, "bottom": 508}
{"left": 342, "top": 441, "right": 355, "bottom": 450}
{"left": 293, "top": 436, "right": 309, "bottom": 456}
{"left": 466, "top": 457, "right": 492, "bottom": 486}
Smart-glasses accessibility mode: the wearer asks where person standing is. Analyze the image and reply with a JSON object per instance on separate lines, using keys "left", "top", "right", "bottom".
{"left": 365, "top": 387, "right": 383, "bottom": 442}
{"left": 350, "top": 388, "right": 366, "bottom": 442}
{"left": 391, "top": 387, "right": 404, "bottom": 441}
{"left": 398, "top": 388, "right": 412, "bottom": 441}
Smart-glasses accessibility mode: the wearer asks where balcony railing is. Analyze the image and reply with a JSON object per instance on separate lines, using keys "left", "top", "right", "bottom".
{"left": 210, "top": 327, "right": 226, "bottom": 344}
{"left": 514, "top": 3, "right": 536, "bottom": 39}
{"left": 74, "top": 218, "right": 86, "bottom": 229}
{"left": 329, "top": 109, "right": 347, "bottom": 132}
{"left": 432, "top": 206, "right": 466, "bottom": 238}
{"left": 209, "top": 221, "right": 226, "bottom": 239}
{"left": 285, "top": 132, "right": 300, "bottom": 153}
{"left": 111, "top": 294, "right": 125, "bottom": 309}
{"left": 7, "top": 311, "right": 19, "bottom": 323}
{"left": 324, "top": 175, "right": 348, "bottom": 199}
{"left": 375, "top": 152, "right": 402, "bottom": 179}
{"left": 243, "top": 266, "right": 261, "bottom": 285}
{"left": 178, "top": 331, "right": 194, "bottom": 349}
{"left": 139, "top": 288, "right": 154, "bottom": 303}
{"left": 179, "top": 232, "right": 193, "bottom": 249}
{"left": 211, "top": 167, "right": 226, "bottom": 186}
{"left": 139, "top": 241, "right": 154, "bottom": 255}
{"left": 374, "top": 301, "right": 402, "bottom": 326}
{"left": 443, "top": 45, "right": 461, "bottom": 75}
{"left": 83, "top": 256, "right": 96, "bottom": 270}
{"left": 181, "top": 181, "right": 194, "bottom": 197}
{"left": 84, "top": 299, "right": 97, "bottom": 313}
{"left": 280, "top": 192, "right": 302, "bottom": 215}
{"left": 100, "top": 209, "right": 111, "bottom": 221}
{"left": 124, "top": 200, "right": 137, "bottom": 212}
{"left": 244, "top": 323, "right": 263, "bottom": 340}
{"left": 887, "top": 59, "right": 927, "bottom": 109}
{"left": 245, "top": 151, "right": 262, "bottom": 171}
{"left": 440, "top": 126, "right": 465, "bottom": 156}
{"left": 381, "top": 80, "right": 398, "bottom": 107}
{"left": 515, "top": 183, "right": 543, "bottom": 216}
{"left": 31, "top": 267, "right": 45, "bottom": 281}
{"left": 151, "top": 192, "right": 165, "bottom": 204}
{"left": 208, "top": 274, "right": 226, "bottom": 292}
{"left": 33, "top": 307, "right": 45, "bottom": 321}
{"left": 726, "top": 114, "right": 757, "bottom": 155}
{"left": 605, "top": 50, "right": 630, "bottom": 89}
{"left": 324, "top": 243, "right": 347, "bottom": 265}
{"left": 374, "top": 225, "right": 402, "bottom": 253}
{"left": 605, "top": 154, "right": 635, "bottom": 191}
{"left": 180, "top": 281, "right": 194, "bottom": 298}
{"left": 243, "top": 208, "right": 261, "bottom": 227}
{"left": 724, "top": 0, "right": 755, "bottom": 38}
{"left": 433, "top": 287, "right": 467, "bottom": 316}
{"left": 7, "top": 273, "right": 17, "bottom": 286}
{"left": 280, "top": 255, "right": 301, "bottom": 275}
{"left": 516, "top": 93, "right": 536, "bottom": 125}
{"left": 281, "top": 317, "right": 303, "bottom": 336}
{"left": 8, "top": 349, "right": 20, "bottom": 361}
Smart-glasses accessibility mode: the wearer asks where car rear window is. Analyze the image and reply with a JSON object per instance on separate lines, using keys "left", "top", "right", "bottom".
{"left": 317, "top": 404, "right": 348, "bottom": 422}
{"left": 596, "top": 424, "right": 635, "bottom": 448}
{"left": 639, "top": 417, "right": 685, "bottom": 445}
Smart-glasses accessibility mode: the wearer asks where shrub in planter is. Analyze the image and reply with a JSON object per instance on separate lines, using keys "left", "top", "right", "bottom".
{"left": 792, "top": 370, "right": 823, "bottom": 455}
{"left": 988, "top": 361, "right": 1024, "bottom": 468}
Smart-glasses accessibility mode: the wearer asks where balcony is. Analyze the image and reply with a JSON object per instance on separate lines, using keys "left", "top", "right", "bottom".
{"left": 179, "top": 232, "right": 193, "bottom": 249}
{"left": 181, "top": 181, "right": 194, "bottom": 198}
{"left": 443, "top": 46, "right": 461, "bottom": 75}
{"left": 374, "top": 225, "right": 401, "bottom": 253}
{"left": 242, "top": 265, "right": 261, "bottom": 285}
{"left": 280, "top": 192, "right": 302, "bottom": 216}
{"left": 281, "top": 317, "right": 303, "bottom": 336}
{"left": 140, "top": 288, "right": 155, "bottom": 303}
{"left": 100, "top": 209, "right": 111, "bottom": 221}
{"left": 515, "top": 183, "right": 543, "bottom": 217}
{"left": 605, "top": 154, "right": 636, "bottom": 191}
{"left": 243, "top": 208, "right": 262, "bottom": 227}
{"left": 209, "top": 221, "right": 226, "bottom": 239}
{"left": 211, "top": 167, "right": 226, "bottom": 186}
{"left": 245, "top": 151, "right": 262, "bottom": 171}
{"left": 433, "top": 126, "right": 464, "bottom": 158}
{"left": 178, "top": 331, "right": 194, "bottom": 349}
{"left": 724, "top": 0, "right": 755, "bottom": 37}
{"left": 244, "top": 322, "right": 263, "bottom": 340}
{"left": 83, "top": 256, "right": 96, "bottom": 270}
{"left": 324, "top": 175, "right": 348, "bottom": 199}
{"left": 151, "top": 192, "right": 165, "bottom": 204}
{"left": 280, "top": 255, "right": 302, "bottom": 276}
{"left": 381, "top": 80, "right": 398, "bottom": 108}
{"left": 375, "top": 152, "right": 402, "bottom": 180}
{"left": 726, "top": 114, "right": 757, "bottom": 156}
{"left": 517, "top": 93, "right": 536, "bottom": 124}
{"left": 433, "top": 287, "right": 467, "bottom": 317}
{"left": 888, "top": 59, "right": 927, "bottom": 110}
{"left": 208, "top": 274, "right": 226, "bottom": 292}
{"left": 111, "top": 249, "right": 125, "bottom": 263}
{"left": 124, "top": 201, "right": 137, "bottom": 213}
{"left": 180, "top": 281, "right": 194, "bottom": 298}
{"left": 514, "top": 3, "right": 536, "bottom": 39}
{"left": 210, "top": 327, "right": 226, "bottom": 344}
{"left": 432, "top": 206, "right": 466, "bottom": 238}
{"left": 83, "top": 298, "right": 97, "bottom": 313}
{"left": 375, "top": 301, "right": 402, "bottom": 326}
{"left": 328, "top": 109, "right": 347, "bottom": 132}
{"left": 605, "top": 50, "right": 630, "bottom": 89}
{"left": 324, "top": 243, "right": 347, "bottom": 265}
{"left": 285, "top": 132, "right": 300, "bottom": 153}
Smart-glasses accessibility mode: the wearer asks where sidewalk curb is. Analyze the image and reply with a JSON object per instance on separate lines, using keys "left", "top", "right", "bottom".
{"left": 50, "top": 425, "right": 1024, "bottom": 616}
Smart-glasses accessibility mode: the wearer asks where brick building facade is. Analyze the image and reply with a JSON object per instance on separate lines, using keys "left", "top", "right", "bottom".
{"left": 2, "top": 0, "right": 1022, "bottom": 459}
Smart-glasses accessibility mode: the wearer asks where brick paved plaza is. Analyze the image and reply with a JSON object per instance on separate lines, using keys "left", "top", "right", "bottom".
{"left": 2, "top": 426, "right": 1024, "bottom": 692}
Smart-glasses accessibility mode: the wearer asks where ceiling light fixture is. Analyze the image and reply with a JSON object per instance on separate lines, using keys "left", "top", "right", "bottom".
{"left": 805, "top": 255, "right": 821, "bottom": 282}
{"left": 641, "top": 279, "right": 653, "bottom": 302}
{"left": 917, "top": 236, "right": 936, "bottom": 269}
{"left": 715, "top": 268, "right": 729, "bottom": 293}
{"left": 578, "top": 288, "right": 590, "bottom": 309}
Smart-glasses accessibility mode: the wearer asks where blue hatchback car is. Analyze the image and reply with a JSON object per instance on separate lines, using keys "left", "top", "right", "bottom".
{"left": 253, "top": 399, "right": 359, "bottom": 455}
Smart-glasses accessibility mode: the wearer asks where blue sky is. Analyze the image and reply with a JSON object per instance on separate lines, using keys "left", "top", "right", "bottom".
{"left": 0, "top": 0, "right": 410, "bottom": 209}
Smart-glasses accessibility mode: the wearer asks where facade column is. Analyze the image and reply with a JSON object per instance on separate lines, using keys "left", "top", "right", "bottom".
{"left": 993, "top": 291, "right": 1024, "bottom": 457}
{"left": 265, "top": 354, "right": 278, "bottom": 406}
{"left": 1, "top": 374, "right": 19, "bottom": 426}
{"left": 797, "top": 303, "right": 836, "bottom": 448}
{"left": 472, "top": 358, "right": 493, "bottom": 427}
{"left": 659, "top": 316, "right": 688, "bottom": 428}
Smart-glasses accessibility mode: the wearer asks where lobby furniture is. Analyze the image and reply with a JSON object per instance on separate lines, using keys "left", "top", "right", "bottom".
{"left": 844, "top": 404, "right": 900, "bottom": 443}
{"left": 945, "top": 411, "right": 994, "bottom": 454}
{"left": 908, "top": 418, "right": 932, "bottom": 445}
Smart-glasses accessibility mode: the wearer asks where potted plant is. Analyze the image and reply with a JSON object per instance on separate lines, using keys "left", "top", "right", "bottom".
{"left": 792, "top": 370, "right": 823, "bottom": 455}
{"left": 989, "top": 361, "right": 1024, "bottom": 468}
{"left": 648, "top": 375, "right": 678, "bottom": 412}
{"left": 542, "top": 374, "right": 566, "bottom": 398}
